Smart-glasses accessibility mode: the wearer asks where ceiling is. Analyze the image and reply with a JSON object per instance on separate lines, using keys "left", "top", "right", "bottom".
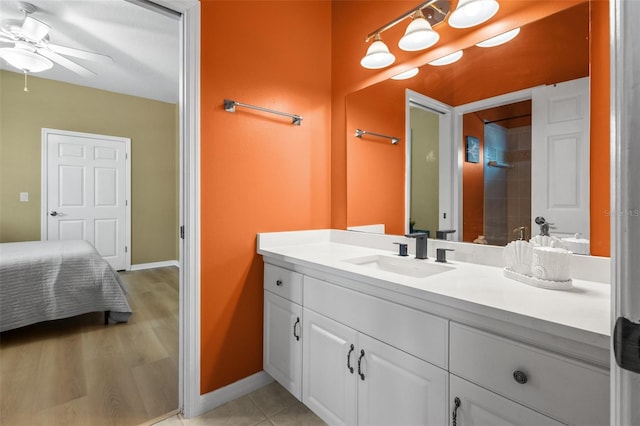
{"left": 0, "top": 0, "right": 179, "bottom": 103}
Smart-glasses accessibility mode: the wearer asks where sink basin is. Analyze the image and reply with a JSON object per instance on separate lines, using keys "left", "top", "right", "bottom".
{"left": 343, "top": 255, "right": 453, "bottom": 278}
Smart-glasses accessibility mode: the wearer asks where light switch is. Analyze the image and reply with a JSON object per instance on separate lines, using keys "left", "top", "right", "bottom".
{"left": 20, "top": 192, "right": 29, "bottom": 202}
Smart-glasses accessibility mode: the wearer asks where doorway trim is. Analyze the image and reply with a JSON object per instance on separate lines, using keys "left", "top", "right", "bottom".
{"left": 452, "top": 87, "right": 534, "bottom": 240}
{"left": 40, "top": 128, "right": 132, "bottom": 271}
{"left": 147, "top": 0, "right": 200, "bottom": 417}
{"left": 404, "top": 89, "right": 454, "bottom": 236}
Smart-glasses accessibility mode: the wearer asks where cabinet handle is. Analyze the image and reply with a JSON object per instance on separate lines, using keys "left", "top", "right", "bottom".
{"left": 357, "top": 349, "right": 365, "bottom": 380}
{"left": 276, "top": 279, "right": 283, "bottom": 286}
{"left": 452, "top": 397, "right": 461, "bottom": 426}
{"left": 293, "top": 317, "right": 300, "bottom": 341}
{"left": 513, "top": 370, "right": 528, "bottom": 384}
{"left": 347, "top": 344, "right": 355, "bottom": 374}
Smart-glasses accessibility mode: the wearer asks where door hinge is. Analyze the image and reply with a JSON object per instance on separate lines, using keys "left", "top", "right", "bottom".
{"left": 126, "top": 200, "right": 128, "bottom": 206}
{"left": 180, "top": 225, "right": 185, "bottom": 239}
{"left": 614, "top": 317, "right": 640, "bottom": 374}
{"left": 125, "top": 153, "right": 128, "bottom": 159}
{"left": 125, "top": 246, "right": 128, "bottom": 253}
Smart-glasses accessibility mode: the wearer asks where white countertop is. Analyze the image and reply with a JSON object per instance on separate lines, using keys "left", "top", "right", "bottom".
{"left": 258, "top": 230, "right": 611, "bottom": 354}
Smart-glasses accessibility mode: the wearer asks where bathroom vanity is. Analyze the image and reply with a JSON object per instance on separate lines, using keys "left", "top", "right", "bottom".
{"left": 258, "top": 230, "right": 610, "bottom": 426}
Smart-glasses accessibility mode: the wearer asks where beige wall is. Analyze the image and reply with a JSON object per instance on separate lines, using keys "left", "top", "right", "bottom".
{"left": 0, "top": 70, "right": 178, "bottom": 265}
{"left": 410, "top": 107, "right": 439, "bottom": 236}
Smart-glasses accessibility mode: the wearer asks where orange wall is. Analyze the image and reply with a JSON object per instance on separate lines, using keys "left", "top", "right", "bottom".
{"left": 590, "top": 0, "right": 610, "bottom": 257}
{"left": 346, "top": 81, "right": 406, "bottom": 234}
{"left": 462, "top": 115, "right": 486, "bottom": 242}
{"left": 200, "top": 0, "right": 332, "bottom": 394}
{"left": 198, "top": 0, "right": 610, "bottom": 396}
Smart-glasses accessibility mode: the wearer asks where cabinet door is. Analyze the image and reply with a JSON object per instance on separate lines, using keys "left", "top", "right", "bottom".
{"left": 450, "top": 375, "right": 565, "bottom": 426}
{"left": 357, "top": 334, "right": 448, "bottom": 426}
{"left": 303, "top": 308, "right": 358, "bottom": 426}
{"left": 264, "top": 291, "right": 302, "bottom": 400}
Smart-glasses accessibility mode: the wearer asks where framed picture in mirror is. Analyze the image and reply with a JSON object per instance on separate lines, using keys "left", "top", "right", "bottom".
{"left": 465, "top": 136, "right": 480, "bottom": 163}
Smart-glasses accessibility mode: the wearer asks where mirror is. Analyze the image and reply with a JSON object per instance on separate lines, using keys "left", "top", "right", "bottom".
{"left": 346, "top": 2, "right": 590, "bottom": 246}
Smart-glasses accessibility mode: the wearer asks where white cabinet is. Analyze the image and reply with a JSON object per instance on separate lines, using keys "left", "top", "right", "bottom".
{"left": 263, "top": 265, "right": 303, "bottom": 400}
{"left": 357, "top": 333, "right": 447, "bottom": 426}
{"left": 302, "top": 307, "right": 448, "bottom": 426}
{"left": 450, "top": 374, "right": 564, "bottom": 426}
{"left": 262, "top": 259, "right": 608, "bottom": 426}
{"left": 263, "top": 291, "right": 302, "bottom": 399}
{"left": 302, "top": 307, "right": 358, "bottom": 425}
{"left": 450, "top": 323, "right": 609, "bottom": 426}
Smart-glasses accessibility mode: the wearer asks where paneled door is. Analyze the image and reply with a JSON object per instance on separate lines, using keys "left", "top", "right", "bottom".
{"left": 42, "top": 128, "right": 130, "bottom": 270}
{"left": 531, "top": 77, "right": 590, "bottom": 239}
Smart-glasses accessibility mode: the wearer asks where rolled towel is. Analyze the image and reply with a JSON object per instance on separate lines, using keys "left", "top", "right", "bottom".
{"left": 532, "top": 246, "right": 572, "bottom": 281}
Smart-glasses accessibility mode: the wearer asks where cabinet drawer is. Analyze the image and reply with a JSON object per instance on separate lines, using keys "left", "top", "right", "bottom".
{"left": 264, "top": 263, "right": 302, "bottom": 304}
{"left": 450, "top": 374, "right": 563, "bottom": 426}
{"left": 450, "top": 323, "right": 609, "bottom": 426}
{"left": 304, "top": 276, "right": 448, "bottom": 369}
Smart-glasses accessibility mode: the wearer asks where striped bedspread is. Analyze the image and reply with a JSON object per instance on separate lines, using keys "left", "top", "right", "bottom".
{"left": 0, "top": 240, "right": 132, "bottom": 332}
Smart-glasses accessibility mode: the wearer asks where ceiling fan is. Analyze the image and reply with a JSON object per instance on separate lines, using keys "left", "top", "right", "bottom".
{"left": 0, "top": 1, "right": 113, "bottom": 80}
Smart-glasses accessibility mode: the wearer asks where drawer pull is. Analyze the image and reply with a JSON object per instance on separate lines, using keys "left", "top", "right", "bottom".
{"left": 513, "top": 370, "right": 528, "bottom": 384}
{"left": 293, "top": 317, "right": 300, "bottom": 341}
{"left": 357, "top": 349, "right": 365, "bottom": 381}
{"left": 276, "top": 279, "right": 283, "bottom": 286}
{"left": 452, "top": 397, "right": 461, "bottom": 426}
{"left": 347, "top": 344, "right": 355, "bottom": 374}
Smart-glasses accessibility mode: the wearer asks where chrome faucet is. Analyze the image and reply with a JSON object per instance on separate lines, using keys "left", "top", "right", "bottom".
{"left": 534, "top": 217, "right": 553, "bottom": 236}
{"left": 405, "top": 233, "right": 428, "bottom": 259}
{"left": 436, "top": 229, "right": 456, "bottom": 240}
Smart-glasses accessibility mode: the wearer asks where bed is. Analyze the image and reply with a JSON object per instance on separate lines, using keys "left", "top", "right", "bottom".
{"left": 0, "top": 240, "right": 132, "bottom": 332}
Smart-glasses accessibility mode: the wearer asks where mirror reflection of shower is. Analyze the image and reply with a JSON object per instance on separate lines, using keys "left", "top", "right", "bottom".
{"left": 463, "top": 100, "right": 532, "bottom": 245}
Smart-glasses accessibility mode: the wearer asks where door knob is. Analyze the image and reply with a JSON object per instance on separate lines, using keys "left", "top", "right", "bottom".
{"left": 49, "top": 211, "right": 58, "bottom": 216}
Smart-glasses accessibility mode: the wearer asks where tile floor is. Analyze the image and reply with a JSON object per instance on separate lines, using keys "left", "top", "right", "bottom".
{"left": 154, "top": 381, "right": 326, "bottom": 426}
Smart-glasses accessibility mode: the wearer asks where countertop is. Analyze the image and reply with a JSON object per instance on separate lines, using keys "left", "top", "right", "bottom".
{"left": 258, "top": 230, "right": 611, "bottom": 356}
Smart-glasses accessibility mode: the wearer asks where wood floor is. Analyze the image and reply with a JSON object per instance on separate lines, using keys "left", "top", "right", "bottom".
{"left": 0, "top": 267, "right": 179, "bottom": 426}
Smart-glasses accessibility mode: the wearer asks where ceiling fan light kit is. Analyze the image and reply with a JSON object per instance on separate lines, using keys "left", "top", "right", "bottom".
{"left": 0, "top": 1, "right": 113, "bottom": 90}
{"left": 0, "top": 47, "right": 52, "bottom": 72}
{"left": 360, "top": 0, "right": 502, "bottom": 70}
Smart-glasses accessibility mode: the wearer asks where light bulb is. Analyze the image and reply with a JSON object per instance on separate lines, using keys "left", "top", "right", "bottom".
{"left": 399, "top": 11, "right": 440, "bottom": 51}
{"left": 391, "top": 68, "right": 419, "bottom": 80}
{"left": 476, "top": 28, "right": 520, "bottom": 47}
{"left": 428, "top": 50, "right": 463, "bottom": 66}
{"left": 361, "top": 35, "right": 396, "bottom": 69}
{"left": 449, "top": 0, "right": 500, "bottom": 29}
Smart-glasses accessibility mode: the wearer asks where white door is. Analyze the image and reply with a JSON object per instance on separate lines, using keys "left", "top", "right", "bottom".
{"left": 263, "top": 291, "right": 302, "bottom": 400}
{"left": 357, "top": 333, "right": 447, "bottom": 426}
{"left": 531, "top": 77, "right": 590, "bottom": 239}
{"left": 611, "top": 0, "right": 640, "bottom": 423}
{"left": 302, "top": 308, "right": 358, "bottom": 426}
{"left": 450, "top": 375, "right": 563, "bottom": 426}
{"left": 42, "top": 128, "right": 130, "bottom": 270}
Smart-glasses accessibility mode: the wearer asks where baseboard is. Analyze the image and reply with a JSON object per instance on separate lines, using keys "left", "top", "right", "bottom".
{"left": 192, "top": 371, "right": 273, "bottom": 418}
{"left": 130, "top": 260, "right": 180, "bottom": 271}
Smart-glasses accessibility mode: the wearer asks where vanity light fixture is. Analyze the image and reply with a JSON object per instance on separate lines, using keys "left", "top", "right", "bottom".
{"left": 428, "top": 50, "right": 463, "bottom": 66}
{"left": 475, "top": 27, "right": 520, "bottom": 47}
{"left": 391, "top": 67, "right": 420, "bottom": 80}
{"left": 360, "top": 34, "right": 396, "bottom": 69}
{"left": 360, "top": 0, "right": 451, "bottom": 69}
{"left": 448, "top": 0, "right": 500, "bottom": 29}
{"left": 399, "top": 10, "right": 440, "bottom": 51}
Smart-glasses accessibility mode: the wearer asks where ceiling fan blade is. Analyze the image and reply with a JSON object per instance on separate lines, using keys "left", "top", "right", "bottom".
{"left": 48, "top": 43, "right": 113, "bottom": 64}
{"left": 21, "top": 16, "right": 50, "bottom": 41}
{"left": 37, "top": 48, "right": 95, "bottom": 77}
